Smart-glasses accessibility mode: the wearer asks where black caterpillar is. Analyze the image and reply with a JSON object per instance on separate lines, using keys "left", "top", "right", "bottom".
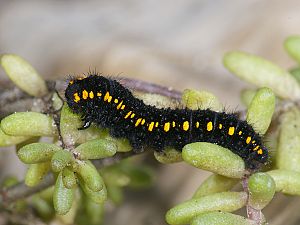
{"left": 65, "top": 74, "right": 268, "bottom": 170}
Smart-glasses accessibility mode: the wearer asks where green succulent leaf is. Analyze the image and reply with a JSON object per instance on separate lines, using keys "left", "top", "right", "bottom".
{"left": 51, "top": 150, "right": 73, "bottom": 172}
{"left": 267, "top": 169, "right": 300, "bottom": 195}
{"left": 193, "top": 174, "right": 238, "bottom": 198}
{"left": 223, "top": 51, "right": 300, "bottom": 100}
{"left": 182, "top": 142, "right": 245, "bottom": 178}
{"left": 240, "top": 89, "right": 257, "bottom": 107}
{"left": 1, "top": 112, "right": 56, "bottom": 136}
{"left": 154, "top": 147, "right": 183, "bottom": 164}
{"left": 52, "top": 92, "right": 64, "bottom": 111}
{"left": 246, "top": 87, "right": 275, "bottom": 134}
{"left": 248, "top": 172, "right": 275, "bottom": 209}
{"left": 104, "top": 135, "right": 132, "bottom": 152}
{"left": 106, "top": 183, "right": 123, "bottom": 205}
{"left": 25, "top": 162, "right": 51, "bottom": 187}
{"left": 101, "top": 167, "right": 130, "bottom": 187}
{"left": 79, "top": 177, "right": 107, "bottom": 204}
{"left": 0, "top": 54, "right": 48, "bottom": 97}
{"left": 284, "top": 36, "right": 300, "bottom": 64}
{"left": 62, "top": 167, "right": 77, "bottom": 189}
{"left": 56, "top": 191, "right": 79, "bottom": 224}
{"left": 60, "top": 104, "right": 105, "bottom": 145}
{"left": 18, "top": 143, "right": 61, "bottom": 164}
{"left": 290, "top": 67, "right": 300, "bottom": 84}
{"left": 119, "top": 162, "right": 154, "bottom": 188}
{"left": 276, "top": 106, "right": 300, "bottom": 172}
{"left": 74, "top": 160, "right": 103, "bottom": 192}
{"left": 53, "top": 172, "right": 74, "bottom": 215}
{"left": 191, "top": 211, "right": 256, "bottom": 225}
{"left": 182, "top": 89, "right": 223, "bottom": 111}
{"left": 31, "top": 196, "right": 54, "bottom": 220}
{"left": 165, "top": 192, "right": 247, "bottom": 225}
{"left": 75, "top": 138, "right": 117, "bottom": 160}
{"left": 85, "top": 199, "right": 104, "bottom": 225}
{"left": 0, "top": 128, "right": 30, "bottom": 147}
{"left": 137, "top": 92, "right": 177, "bottom": 108}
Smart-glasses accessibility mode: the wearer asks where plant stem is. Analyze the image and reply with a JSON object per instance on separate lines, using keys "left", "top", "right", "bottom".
{"left": 242, "top": 177, "right": 263, "bottom": 225}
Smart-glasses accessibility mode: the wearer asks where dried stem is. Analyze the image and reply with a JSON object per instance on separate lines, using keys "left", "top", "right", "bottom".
{"left": 242, "top": 177, "right": 263, "bottom": 225}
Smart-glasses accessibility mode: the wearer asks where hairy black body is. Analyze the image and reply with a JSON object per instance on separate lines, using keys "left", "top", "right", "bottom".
{"left": 65, "top": 75, "right": 268, "bottom": 170}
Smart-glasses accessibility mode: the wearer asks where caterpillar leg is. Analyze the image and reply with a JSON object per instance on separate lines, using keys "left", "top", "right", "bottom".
{"left": 78, "top": 116, "right": 92, "bottom": 130}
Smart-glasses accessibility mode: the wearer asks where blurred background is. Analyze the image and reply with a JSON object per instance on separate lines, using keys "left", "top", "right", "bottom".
{"left": 0, "top": 0, "right": 300, "bottom": 224}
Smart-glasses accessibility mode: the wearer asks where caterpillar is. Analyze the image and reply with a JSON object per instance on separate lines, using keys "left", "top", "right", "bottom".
{"left": 65, "top": 74, "right": 268, "bottom": 170}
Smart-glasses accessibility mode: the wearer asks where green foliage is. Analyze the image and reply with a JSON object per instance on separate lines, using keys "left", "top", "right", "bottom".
{"left": 276, "top": 106, "right": 300, "bottom": 172}
{"left": 284, "top": 36, "right": 300, "bottom": 64}
{"left": 190, "top": 212, "right": 256, "bottom": 225}
{"left": 74, "top": 160, "right": 104, "bottom": 192}
{"left": 248, "top": 172, "right": 275, "bottom": 209}
{"left": 246, "top": 87, "right": 275, "bottom": 134}
{"left": 62, "top": 167, "right": 77, "bottom": 189}
{"left": 25, "top": 162, "right": 51, "bottom": 187}
{"left": 1, "top": 112, "right": 57, "bottom": 136}
{"left": 165, "top": 192, "right": 247, "bottom": 225}
{"left": 0, "top": 54, "right": 48, "bottom": 97}
{"left": 267, "top": 169, "right": 300, "bottom": 195}
{"left": 0, "top": 128, "right": 30, "bottom": 147}
{"left": 78, "top": 177, "right": 107, "bottom": 204}
{"left": 154, "top": 147, "right": 183, "bottom": 163}
{"left": 53, "top": 172, "right": 74, "bottom": 215}
{"left": 182, "top": 89, "right": 223, "bottom": 111}
{"left": 18, "top": 143, "right": 61, "bottom": 163}
{"left": 1, "top": 35, "right": 300, "bottom": 224}
{"left": 193, "top": 174, "right": 238, "bottom": 198}
{"left": 51, "top": 150, "right": 73, "bottom": 172}
{"left": 223, "top": 51, "right": 300, "bottom": 100}
{"left": 182, "top": 142, "right": 245, "bottom": 178}
{"left": 74, "top": 138, "right": 117, "bottom": 160}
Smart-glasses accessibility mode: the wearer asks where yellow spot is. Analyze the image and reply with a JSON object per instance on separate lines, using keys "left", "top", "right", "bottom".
{"left": 172, "top": 121, "right": 176, "bottom": 127}
{"left": 238, "top": 131, "right": 242, "bottom": 135}
{"left": 257, "top": 149, "right": 263, "bottom": 155}
{"left": 97, "top": 92, "right": 102, "bottom": 97}
{"left": 155, "top": 122, "right": 159, "bottom": 127}
{"left": 219, "top": 124, "right": 222, "bottom": 129}
{"left": 141, "top": 119, "right": 146, "bottom": 125}
{"left": 148, "top": 122, "right": 155, "bottom": 131}
{"left": 104, "top": 92, "right": 111, "bottom": 101}
{"left": 117, "top": 101, "right": 123, "bottom": 109}
{"left": 108, "top": 96, "right": 112, "bottom": 102}
{"left": 69, "top": 80, "right": 74, "bottom": 85}
{"left": 254, "top": 146, "right": 260, "bottom": 151}
{"left": 183, "top": 121, "right": 189, "bottom": 131}
{"left": 114, "top": 99, "right": 119, "bottom": 104}
{"left": 196, "top": 122, "right": 199, "bottom": 128}
{"left": 89, "top": 91, "right": 94, "bottom": 99}
{"left": 207, "top": 121, "right": 213, "bottom": 131}
{"left": 246, "top": 136, "right": 251, "bottom": 144}
{"left": 130, "top": 113, "right": 135, "bottom": 118}
{"left": 124, "top": 111, "right": 132, "bottom": 119}
{"left": 164, "top": 122, "right": 170, "bottom": 132}
{"left": 252, "top": 140, "right": 256, "bottom": 144}
{"left": 228, "top": 127, "right": 235, "bottom": 136}
{"left": 121, "top": 105, "right": 125, "bottom": 110}
{"left": 74, "top": 93, "right": 80, "bottom": 103}
{"left": 82, "top": 90, "right": 88, "bottom": 99}
{"left": 135, "top": 118, "right": 142, "bottom": 127}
